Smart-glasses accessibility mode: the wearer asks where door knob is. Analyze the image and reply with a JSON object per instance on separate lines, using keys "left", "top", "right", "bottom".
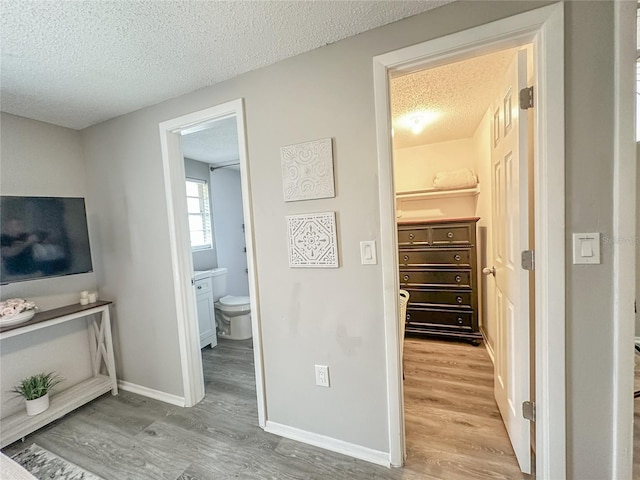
{"left": 482, "top": 266, "right": 496, "bottom": 276}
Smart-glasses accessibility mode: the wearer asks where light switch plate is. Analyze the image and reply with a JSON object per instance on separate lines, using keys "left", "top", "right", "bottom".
{"left": 360, "top": 240, "right": 377, "bottom": 265}
{"left": 572, "top": 232, "right": 600, "bottom": 264}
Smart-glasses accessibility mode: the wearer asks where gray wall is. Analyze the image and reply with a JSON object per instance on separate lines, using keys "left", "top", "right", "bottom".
{"left": 184, "top": 157, "right": 217, "bottom": 271}
{"left": 0, "top": 113, "right": 98, "bottom": 417}
{"left": 211, "top": 167, "right": 249, "bottom": 297}
{"left": 78, "top": 1, "right": 622, "bottom": 476}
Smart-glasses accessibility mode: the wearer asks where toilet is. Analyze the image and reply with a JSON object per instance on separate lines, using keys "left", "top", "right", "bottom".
{"left": 211, "top": 267, "right": 252, "bottom": 340}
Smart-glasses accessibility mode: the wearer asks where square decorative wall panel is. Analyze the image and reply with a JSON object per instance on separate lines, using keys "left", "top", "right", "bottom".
{"left": 281, "top": 138, "right": 335, "bottom": 202}
{"left": 287, "top": 212, "right": 339, "bottom": 268}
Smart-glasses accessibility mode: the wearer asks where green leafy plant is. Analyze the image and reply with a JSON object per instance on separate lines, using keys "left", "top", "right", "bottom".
{"left": 10, "top": 372, "right": 63, "bottom": 401}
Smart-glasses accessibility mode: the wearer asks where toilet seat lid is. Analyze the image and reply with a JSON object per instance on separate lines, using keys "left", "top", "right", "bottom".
{"left": 219, "top": 295, "right": 250, "bottom": 307}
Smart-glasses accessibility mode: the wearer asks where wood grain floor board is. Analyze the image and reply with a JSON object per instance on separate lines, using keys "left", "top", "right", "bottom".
{"left": 633, "top": 352, "right": 640, "bottom": 479}
{"left": 402, "top": 337, "right": 529, "bottom": 480}
{"left": 33, "top": 410, "right": 189, "bottom": 480}
{"left": 2, "top": 336, "right": 530, "bottom": 479}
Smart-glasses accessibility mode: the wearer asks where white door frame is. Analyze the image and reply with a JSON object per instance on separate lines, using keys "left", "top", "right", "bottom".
{"left": 611, "top": 1, "right": 637, "bottom": 478}
{"left": 159, "top": 99, "right": 266, "bottom": 427}
{"left": 373, "top": 4, "right": 565, "bottom": 477}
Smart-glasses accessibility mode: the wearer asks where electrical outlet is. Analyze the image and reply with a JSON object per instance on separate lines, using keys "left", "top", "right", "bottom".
{"left": 315, "top": 365, "right": 330, "bottom": 387}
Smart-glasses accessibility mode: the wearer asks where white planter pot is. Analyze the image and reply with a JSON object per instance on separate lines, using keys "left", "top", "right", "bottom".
{"left": 25, "top": 393, "right": 49, "bottom": 416}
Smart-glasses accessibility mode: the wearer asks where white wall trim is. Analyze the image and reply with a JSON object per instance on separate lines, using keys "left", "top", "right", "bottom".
{"left": 159, "top": 113, "right": 206, "bottom": 408}
{"left": 373, "top": 4, "right": 565, "bottom": 475}
{"left": 483, "top": 333, "right": 496, "bottom": 365}
{"left": 118, "top": 380, "right": 186, "bottom": 407}
{"left": 158, "top": 99, "right": 267, "bottom": 427}
{"left": 264, "top": 421, "right": 390, "bottom": 468}
{"left": 611, "top": 1, "right": 637, "bottom": 478}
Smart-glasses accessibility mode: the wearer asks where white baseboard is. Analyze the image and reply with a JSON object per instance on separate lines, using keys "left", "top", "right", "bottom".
{"left": 482, "top": 329, "right": 495, "bottom": 365}
{"left": 635, "top": 337, "right": 640, "bottom": 347}
{"left": 264, "top": 420, "right": 390, "bottom": 468}
{"left": 117, "top": 380, "right": 186, "bottom": 407}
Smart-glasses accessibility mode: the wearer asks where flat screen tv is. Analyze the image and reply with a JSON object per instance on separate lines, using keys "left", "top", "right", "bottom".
{"left": 0, "top": 196, "right": 93, "bottom": 284}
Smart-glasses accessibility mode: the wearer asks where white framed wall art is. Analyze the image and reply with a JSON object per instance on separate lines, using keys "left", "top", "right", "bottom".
{"left": 281, "top": 138, "right": 335, "bottom": 202}
{"left": 286, "top": 212, "right": 339, "bottom": 268}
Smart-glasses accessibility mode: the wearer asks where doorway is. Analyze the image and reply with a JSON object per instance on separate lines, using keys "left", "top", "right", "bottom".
{"left": 390, "top": 43, "right": 534, "bottom": 476}
{"left": 158, "top": 99, "right": 266, "bottom": 427}
{"left": 373, "top": 4, "right": 565, "bottom": 477}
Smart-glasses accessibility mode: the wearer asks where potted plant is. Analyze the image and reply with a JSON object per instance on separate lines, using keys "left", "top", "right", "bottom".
{"left": 11, "top": 372, "right": 63, "bottom": 416}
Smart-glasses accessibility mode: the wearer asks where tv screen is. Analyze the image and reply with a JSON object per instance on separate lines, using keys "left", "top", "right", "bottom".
{"left": 0, "top": 196, "right": 93, "bottom": 284}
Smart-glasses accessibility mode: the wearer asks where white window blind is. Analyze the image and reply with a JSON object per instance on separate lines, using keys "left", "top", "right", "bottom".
{"left": 186, "top": 178, "right": 212, "bottom": 250}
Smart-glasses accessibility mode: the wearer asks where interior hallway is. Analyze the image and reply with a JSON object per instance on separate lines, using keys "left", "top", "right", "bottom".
{"left": 2, "top": 337, "right": 530, "bottom": 479}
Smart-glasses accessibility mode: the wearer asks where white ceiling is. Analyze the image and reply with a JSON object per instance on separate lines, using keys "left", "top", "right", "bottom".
{"left": 0, "top": 0, "right": 452, "bottom": 130}
{"left": 182, "top": 117, "right": 239, "bottom": 166}
{"left": 390, "top": 47, "right": 519, "bottom": 149}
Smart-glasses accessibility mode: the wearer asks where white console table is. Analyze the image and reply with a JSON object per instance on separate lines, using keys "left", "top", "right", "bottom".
{"left": 0, "top": 301, "right": 117, "bottom": 448}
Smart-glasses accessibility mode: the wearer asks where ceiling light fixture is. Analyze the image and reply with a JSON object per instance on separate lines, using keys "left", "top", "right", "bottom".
{"left": 398, "top": 111, "right": 441, "bottom": 135}
{"left": 410, "top": 115, "right": 426, "bottom": 134}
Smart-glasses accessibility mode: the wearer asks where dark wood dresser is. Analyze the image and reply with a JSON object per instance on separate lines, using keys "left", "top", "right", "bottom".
{"left": 398, "top": 218, "right": 481, "bottom": 344}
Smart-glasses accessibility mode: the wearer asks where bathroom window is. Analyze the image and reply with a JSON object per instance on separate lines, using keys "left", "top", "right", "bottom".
{"left": 186, "top": 178, "right": 212, "bottom": 250}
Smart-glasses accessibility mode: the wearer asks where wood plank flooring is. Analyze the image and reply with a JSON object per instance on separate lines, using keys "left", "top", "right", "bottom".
{"left": 403, "top": 337, "right": 528, "bottom": 480}
{"left": 633, "top": 351, "right": 640, "bottom": 478}
{"left": 2, "top": 337, "right": 526, "bottom": 479}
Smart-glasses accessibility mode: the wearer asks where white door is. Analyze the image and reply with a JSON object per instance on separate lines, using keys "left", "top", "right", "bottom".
{"left": 491, "top": 49, "right": 532, "bottom": 474}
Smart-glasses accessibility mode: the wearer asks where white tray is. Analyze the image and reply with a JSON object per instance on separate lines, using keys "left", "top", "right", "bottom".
{"left": 0, "top": 310, "right": 36, "bottom": 327}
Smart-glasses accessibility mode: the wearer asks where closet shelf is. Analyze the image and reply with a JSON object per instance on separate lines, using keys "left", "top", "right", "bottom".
{"left": 396, "top": 184, "right": 480, "bottom": 201}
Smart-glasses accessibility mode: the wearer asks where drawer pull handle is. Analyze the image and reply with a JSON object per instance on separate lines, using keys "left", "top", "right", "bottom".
{"left": 403, "top": 255, "right": 409, "bottom": 261}
{"left": 403, "top": 275, "right": 410, "bottom": 281}
{"left": 197, "top": 285, "right": 202, "bottom": 290}
{"left": 408, "top": 233, "right": 415, "bottom": 240}
{"left": 455, "top": 275, "right": 462, "bottom": 283}
{"left": 447, "top": 231, "right": 454, "bottom": 239}
{"left": 457, "top": 317, "right": 464, "bottom": 325}
{"left": 456, "top": 296, "right": 463, "bottom": 304}
{"left": 454, "top": 254, "right": 461, "bottom": 261}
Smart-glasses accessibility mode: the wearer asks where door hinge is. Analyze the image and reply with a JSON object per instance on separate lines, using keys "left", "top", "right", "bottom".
{"left": 519, "top": 86, "right": 534, "bottom": 109}
{"left": 522, "top": 401, "right": 536, "bottom": 422}
{"left": 521, "top": 250, "right": 535, "bottom": 271}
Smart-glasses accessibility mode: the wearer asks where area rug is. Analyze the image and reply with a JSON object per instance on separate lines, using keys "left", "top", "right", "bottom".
{"left": 12, "top": 443, "right": 104, "bottom": 480}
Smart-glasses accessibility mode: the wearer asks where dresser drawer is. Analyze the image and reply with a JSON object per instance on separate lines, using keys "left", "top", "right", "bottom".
{"left": 399, "top": 269, "right": 471, "bottom": 288}
{"left": 405, "top": 288, "right": 472, "bottom": 308}
{"left": 398, "top": 227, "right": 429, "bottom": 246}
{"left": 430, "top": 224, "right": 473, "bottom": 245}
{"left": 405, "top": 308, "right": 474, "bottom": 330}
{"left": 399, "top": 248, "right": 470, "bottom": 267}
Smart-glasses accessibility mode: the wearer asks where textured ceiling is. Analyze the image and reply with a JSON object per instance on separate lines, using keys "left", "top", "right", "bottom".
{"left": 391, "top": 47, "right": 519, "bottom": 149}
{"left": 0, "top": 0, "right": 452, "bottom": 130}
{"left": 182, "top": 117, "right": 239, "bottom": 166}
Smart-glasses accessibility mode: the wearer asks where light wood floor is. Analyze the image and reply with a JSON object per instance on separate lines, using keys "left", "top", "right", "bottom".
{"left": 634, "top": 352, "right": 640, "bottom": 478}
{"left": 2, "top": 337, "right": 527, "bottom": 479}
{"left": 403, "top": 337, "right": 528, "bottom": 480}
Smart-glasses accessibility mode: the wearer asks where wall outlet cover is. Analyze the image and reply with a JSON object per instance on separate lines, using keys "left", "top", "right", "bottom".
{"left": 315, "top": 364, "right": 330, "bottom": 387}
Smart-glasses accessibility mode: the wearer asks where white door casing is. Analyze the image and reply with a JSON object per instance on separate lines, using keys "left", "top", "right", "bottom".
{"left": 491, "top": 49, "right": 531, "bottom": 473}
{"left": 159, "top": 99, "right": 266, "bottom": 427}
{"left": 373, "top": 4, "right": 565, "bottom": 475}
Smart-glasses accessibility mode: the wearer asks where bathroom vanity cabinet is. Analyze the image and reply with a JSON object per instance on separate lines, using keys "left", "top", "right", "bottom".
{"left": 195, "top": 277, "right": 217, "bottom": 349}
{"left": 398, "top": 218, "right": 482, "bottom": 344}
